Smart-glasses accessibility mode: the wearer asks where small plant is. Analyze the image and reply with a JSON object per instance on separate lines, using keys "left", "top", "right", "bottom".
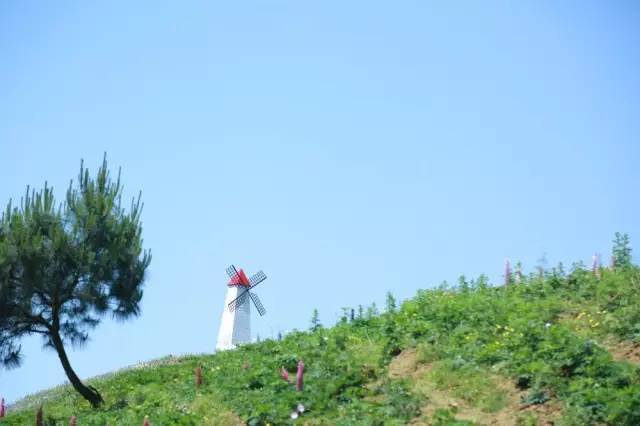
{"left": 521, "top": 388, "right": 550, "bottom": 406}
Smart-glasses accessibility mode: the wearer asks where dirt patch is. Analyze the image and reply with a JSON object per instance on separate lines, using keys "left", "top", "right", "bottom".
{"left": 389, "top": 349, "right": 562, "bottom": 426}
{"left": 607, "top": 340, "right": 640, "bottom": 364}
{"left": 519, "top": 400, "right": 563, "bottom": 426}
{"left": 389, "top": 347, "right": 420, "bottom": 379}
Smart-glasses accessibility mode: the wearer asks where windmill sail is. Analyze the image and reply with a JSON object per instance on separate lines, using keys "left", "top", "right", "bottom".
{"left": 228, "top": 288, "right": 250, "bottom": 312}
{"left": 249, "top": 271, "right": 267, "bottom": 287}
{"left": 250, "top": 292, "right": 267, "bottom": 316}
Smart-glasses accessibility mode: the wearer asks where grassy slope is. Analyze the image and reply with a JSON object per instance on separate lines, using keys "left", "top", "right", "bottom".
{"left": 4, "top": 265, "right": 640, "bottom": 425}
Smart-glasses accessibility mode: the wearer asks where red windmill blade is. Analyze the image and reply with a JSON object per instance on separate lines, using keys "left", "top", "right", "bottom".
{"left": 226, "top": 265, "right": 268, "bottom": 316}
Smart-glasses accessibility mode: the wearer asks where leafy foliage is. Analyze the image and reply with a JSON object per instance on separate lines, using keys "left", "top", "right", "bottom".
{"left": 4, "top": 236, "right": 640, "bottom": 424}
{"left": 613, "top": 232, "right": 632, "bottom": 268}
{"left": 0, "top": 156, "right": 151, "bottom": 406}
{"left": 310, "top": 308, "right": 322, "bottom": 332}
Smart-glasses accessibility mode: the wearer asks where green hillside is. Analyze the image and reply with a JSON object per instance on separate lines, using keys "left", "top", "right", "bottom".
{"left": 4, "top": 260, "right": 640, "bottom": 425}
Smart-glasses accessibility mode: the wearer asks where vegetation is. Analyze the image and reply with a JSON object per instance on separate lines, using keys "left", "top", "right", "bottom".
{"left": 3, "top": 234, "right": 640, "bottom": 425}
{"left": 0, "top": 157, "right": 151, "bottom": 407}
{"left": 310, "top": 309, "right": 322, "bottom": 332}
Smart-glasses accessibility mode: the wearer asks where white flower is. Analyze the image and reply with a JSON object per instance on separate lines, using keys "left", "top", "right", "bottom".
{"left": 290, "top": 411, "right": 299, "bottom": 420}
{"left": 545, "top": 322, "right": 551, "bottom": 328}
{"left": 297, "top": 403, "right": 305, "bottom": 413}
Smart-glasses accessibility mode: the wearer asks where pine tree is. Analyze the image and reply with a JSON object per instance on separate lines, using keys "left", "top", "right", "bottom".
{"left": 310, "top": 308, "right": 321, "bottom": 331}
{"left": 612, "top": 232, "right": 632, "bottom": 268}
{"left": 339, "top": 307, "right": 349, "bottom": 323}
{"left": 366, "top": 303, "right": 378, "bottom": 319}
{"left": 385, "top": 292, "right": 397, "bottom": 313}
{"left": 0, "top": 156, "right": 151, "bottom": 407}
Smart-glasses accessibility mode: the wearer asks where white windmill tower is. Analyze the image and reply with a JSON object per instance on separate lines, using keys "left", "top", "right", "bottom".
{"left": 216, "top": 265, "right": 267, "bottom": 351}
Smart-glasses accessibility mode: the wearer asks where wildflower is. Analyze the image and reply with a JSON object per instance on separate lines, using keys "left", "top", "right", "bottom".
{"left": 70, "top": 415, "right": 77, "bottom": 426}
{"left": 545, "top": 322, "right": 551, "bottom": 328}
{"left": 592, "top": 254, "right": 601, "bottom": 278}
{"left": 296, "top": 361, "right": 305, "bottom": 391}
{"left": 143, "top": 415, "right": 151, "bottom": 426}
{"left": 297, "top": 403, "right": 305, "bottom": 413}
{"left": 290, "top": 411, "right": 299, "bottom": 420}
{"left": 0, "top": 397, "right": 4, "bottom": 418}
{"left": 504, "top": 258, "right": 511, "bottom": 286}
{"left": 280, "top": 367, "right": 290, "bottom": 382}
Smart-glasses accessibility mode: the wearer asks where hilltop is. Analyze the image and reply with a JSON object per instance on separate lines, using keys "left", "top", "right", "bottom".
{"left": 3, "top": 262, "right": 640, "bottom": 425}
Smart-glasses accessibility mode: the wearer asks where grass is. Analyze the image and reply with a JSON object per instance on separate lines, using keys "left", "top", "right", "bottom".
{"left": 4, "top": 259, "right": 640, "bottom": 425}
{"left": 426, "top": 360, "right": 509, "bottom": 413}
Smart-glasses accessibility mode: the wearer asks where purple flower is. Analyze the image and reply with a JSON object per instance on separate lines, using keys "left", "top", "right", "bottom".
{"left": 280, "top": 367, "right": 290, "bottom": 382}
{"left": 296, "top": 361, "right": 305, "bottom": 391}
{"left": 504, "top": 258, "right": 511, "bottom": 286}
{"left": 592, "top": 254, "right": 601, "bottom": 278}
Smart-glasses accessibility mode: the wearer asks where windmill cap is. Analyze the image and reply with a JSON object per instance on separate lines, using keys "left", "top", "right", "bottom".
{"left": 228, "top": 269, "right": 251, "bottom": 287}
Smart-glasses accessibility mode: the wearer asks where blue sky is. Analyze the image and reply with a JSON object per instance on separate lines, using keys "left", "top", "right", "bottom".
{"left": 1, "top": 1, "right": 639, "bottom": 403}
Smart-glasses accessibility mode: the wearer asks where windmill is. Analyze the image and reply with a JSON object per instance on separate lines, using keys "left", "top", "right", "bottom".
{"left": 215, "top": 265, "right": 268, "bottom": 351}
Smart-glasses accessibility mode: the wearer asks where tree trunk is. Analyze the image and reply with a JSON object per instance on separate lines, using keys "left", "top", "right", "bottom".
{"left": 50, "top": 330, "right": 104, "bottom": 408}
